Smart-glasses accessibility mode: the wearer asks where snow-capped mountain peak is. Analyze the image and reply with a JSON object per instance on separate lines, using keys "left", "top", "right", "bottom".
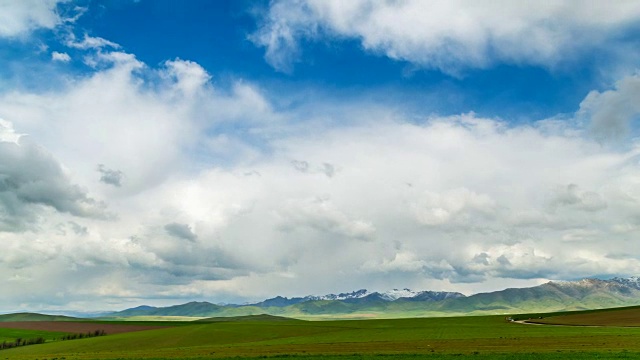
{"left": 307, "top": 289, "right": 370, "bottom": 301}
{"left": 378, "top": 288, "right": 420, "bottom": 301}
{"left": 611, "top": 276, "right": 640, "bottom": 290}
{"left": 307, "top": 288, "right": 420, "bottom": 301}
{"left": 303, "top": 288, "right": 465, "bottom": 302}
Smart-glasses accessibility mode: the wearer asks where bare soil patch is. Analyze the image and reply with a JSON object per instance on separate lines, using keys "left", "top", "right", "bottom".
{"left": 0, "top": 321, "right": 167, "bottom": 335}
{"left": 527, "top": 307, "right": 640, "bottom": 327}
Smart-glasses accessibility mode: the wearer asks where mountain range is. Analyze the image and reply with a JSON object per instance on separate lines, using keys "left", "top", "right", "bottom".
{"left": 105, "top": 277, "right": 640, "bottom": 319}
{"left": 249, "top": 288, "right": 465, "bottom": 308}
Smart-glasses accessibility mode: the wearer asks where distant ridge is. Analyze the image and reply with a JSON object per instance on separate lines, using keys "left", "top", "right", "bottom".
{"left": 250, "top": 289, "right": 465, "bottom": 307}
{"left": 195, "top": 314, "right": 301, "bottom": 322}
{"left": 105, "top": 276, "right": 640, "bottom": 319}
{"left": 108, "top": 302, "right": 223, "bottom": 318}
{"left": 0, "top": 312, "right": 80, "bottom": 322}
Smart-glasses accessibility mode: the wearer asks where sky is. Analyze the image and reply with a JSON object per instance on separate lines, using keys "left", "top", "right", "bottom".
{"left": 1, "top": 0, "right": 640, "bottom": 313}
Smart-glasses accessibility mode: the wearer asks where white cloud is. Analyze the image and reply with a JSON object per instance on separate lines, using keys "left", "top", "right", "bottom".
{"left": 0, "top": 0, "right": 64, "bottom": 38}
{"left": 412, "top": 188, "right": 495, "bottom": 226}
{"left": 362, "top": 251, "right": 427, "bottom": 273}
{"left": 51, "top": 51, "right": 71, "bottom": 62}
{"left": 277, "top": 196, "right": 376, "bottom": 240}
{"left": 65, "top": 33, "right": 120, "bottom": 50}
{"left": 163, "top": 59, "right": 211, "bottom": 97}
{"left": 0, "top": 119, "right": 23, "bottom": 143}
{"left": 253, "top": 0, "right": 640, "bottom": 74}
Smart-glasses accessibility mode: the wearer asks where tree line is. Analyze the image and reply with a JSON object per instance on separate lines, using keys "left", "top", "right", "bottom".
{"left": 1, "top": 337, "right": 45, "bottom": 350}
{"left": 61, "top": 329, "right": 106, "bottom": 340}
{"left": 0, "top": 329, "right": 107, "bottom": 351}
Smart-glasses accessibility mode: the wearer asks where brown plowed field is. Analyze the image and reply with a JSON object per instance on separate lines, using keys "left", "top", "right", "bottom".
{"left": 0, "top": 321, "right": 167, "bottom": 335}
{"left": 528, "top": 307, "right": 640, "bottom": 326}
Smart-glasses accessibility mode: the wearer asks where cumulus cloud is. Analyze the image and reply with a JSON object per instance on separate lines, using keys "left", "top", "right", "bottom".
{"left": 51, "top": 51, "right": 71, "bottom": 62}
{"left": 0, "top": 0, "right": 64, "bottom": 38}
{"left": 162, "top": 59, "right": 211, "bottom": 97}
{"left": 0, "top": 53, "right": 218, "bottom": 195}
{"left": 252, "top": 0, "right": 640, "bottom": 74}
{"left": 0, "top": 120, "right": 108, "bottom": 232}
{"left": 97, "top": 164, "right": 123, "bottom": 187}
{"left": 579, "top": 73, "right": 640, "bottom": 141}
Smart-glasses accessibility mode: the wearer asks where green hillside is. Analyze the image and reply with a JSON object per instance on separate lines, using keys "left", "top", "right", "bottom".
{"left": 441, "top": 281, "right": 640, "bottom": 313}
{"left": 108, "top": 302, "right": 272, "bottom": 318}
{"left": 0, "top": 313, "right": 81, "bottom": 322}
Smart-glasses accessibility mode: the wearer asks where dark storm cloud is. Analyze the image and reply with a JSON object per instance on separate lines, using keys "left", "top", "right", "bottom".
{"left": 97, "top": 164, "right": 124, "bottom": 187}
{"left": 0, "top": 139, "right": 108, "bottom": 232}
{"left": 164, "top": 222, "right": 197, "bottom": 242}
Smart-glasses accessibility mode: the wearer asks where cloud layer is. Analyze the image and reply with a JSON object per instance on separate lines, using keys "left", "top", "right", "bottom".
{"left": 253, "top": 0, "right": 640, "bottom": 73}
{"left": 2, "top": 47, "right": 640, "bottom": 311}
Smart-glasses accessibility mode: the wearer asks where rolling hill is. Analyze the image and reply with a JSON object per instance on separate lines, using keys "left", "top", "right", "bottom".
{"left": 0, "top": 313, "right": 80, "bottom": 322}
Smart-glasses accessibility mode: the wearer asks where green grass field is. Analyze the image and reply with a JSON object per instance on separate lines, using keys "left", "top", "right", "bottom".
{"left": 0, "top": 327, "right": 68, "bottom": 342}
{"left": 2, "top": 314, "right": 640, "bottom": 359}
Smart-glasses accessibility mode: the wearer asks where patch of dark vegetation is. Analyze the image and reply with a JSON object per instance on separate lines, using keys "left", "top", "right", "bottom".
{"left": 60, "top": 329, "right": 106, "bottom": 340}
{"left": 0, "top": 329, "right": 107, "bottom": 351}
{"left": 0, "top": 336, "right": 45, "bottom": 350}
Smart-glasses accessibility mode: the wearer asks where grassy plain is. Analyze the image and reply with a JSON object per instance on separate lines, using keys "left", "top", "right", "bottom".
{"left": 2, "top": 313, "right": 640, "bottom": 359}
{"left": 0, "top": 327, "right": 68, "bottom": 342}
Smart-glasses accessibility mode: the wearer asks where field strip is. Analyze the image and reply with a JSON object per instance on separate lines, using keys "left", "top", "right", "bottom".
{"left": 512, "top": 320, "right": 605, "bottom": 327}
{"left": 0, "top": 321, "right": 168, "bottom": 334}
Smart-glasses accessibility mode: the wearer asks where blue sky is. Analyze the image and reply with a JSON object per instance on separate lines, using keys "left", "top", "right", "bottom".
{"left": 1, "top": 0, "right": 640, "bottom": 312}
{"left": 2, "top": 1, "right": 606, "bottom": 118}
{"left": 86, "top": 1, "right": 604, "bottom": 119}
